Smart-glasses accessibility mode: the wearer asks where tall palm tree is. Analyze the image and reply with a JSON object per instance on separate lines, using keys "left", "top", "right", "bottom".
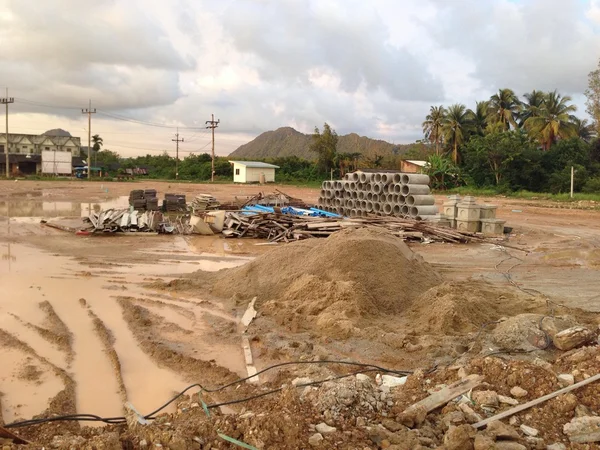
{"left": 467, "top": 100, "right": 489, "bottom": 136}
{"left": 570, "top": 117, "right": 597, "bottom": 143}
{"left": 525, "top": 91, "right": 577, "bottom": 150}
{"left": 442, "top": 103, "right": 471, "bottom": 163}
{"left": 519, "top": 90, "right": 545, "bottom": 127}
{"left": 422, "top": 105, "right": 446, "bottom": 155}
{"left": 488, "top": 88, "right": 521, "bottom": 130}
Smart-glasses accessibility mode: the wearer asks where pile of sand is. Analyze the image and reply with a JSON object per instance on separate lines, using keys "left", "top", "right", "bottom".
{"left": 184, "top": 228, "right": 442, "bottom": 337}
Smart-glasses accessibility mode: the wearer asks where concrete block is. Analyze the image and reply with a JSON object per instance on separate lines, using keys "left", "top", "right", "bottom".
{"left": 443, "top": 202, "right": 458, "bottom": 218}
{"left": 479, "top": 204, "right": 498, "bottom": 219}
{"left": 457, "top": 202, "right": 480, "bottom": 221}
{"left": 480, "top": 218, "right": 505, "bottom": 235}
{"left": 456, "top": 219, "right": 480, "bottom": 233}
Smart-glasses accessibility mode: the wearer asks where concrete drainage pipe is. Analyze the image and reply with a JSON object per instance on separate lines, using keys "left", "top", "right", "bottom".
{"left": 406, "top": 195, "right": 435, "bottom": 206}
{"left": 371, "top": 183, "right": 383, "bottom": 194}
{"left": 383, "top": 203, "right": 393, "bottom": 214}
{"left": 400, "top": 174, "right": 430, "bottom": 185}
{"left": 410, "top": 205, "right": 439, "bottom": 217}
{"left": 401, "top": 185, "right": 431, "bottom": 196}
{"left": 373, "top": 173, "right": 383, "bottom": 183}
{"left": 392, "top": 173, "right": 402, "bottom": 184}
{"left": 392, "top": 204, "right": 402, "bottom": 215}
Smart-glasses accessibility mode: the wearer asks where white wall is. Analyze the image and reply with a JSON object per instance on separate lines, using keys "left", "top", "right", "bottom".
{"left": 233, "top": 164, "right": 246, "bottom": 183}
{"left": 42, "top": 150, "right": 72, "bottom": 175}
{"left": 245, "top": 167, "right": 275, "bottom": 183}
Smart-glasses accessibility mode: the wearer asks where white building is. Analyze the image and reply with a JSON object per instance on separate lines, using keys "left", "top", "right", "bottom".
{"left": 0, "top": 129, "right": 82, "bottom": 157}
{"left": 229, "top": 161, "right": 279, "bottom": 183}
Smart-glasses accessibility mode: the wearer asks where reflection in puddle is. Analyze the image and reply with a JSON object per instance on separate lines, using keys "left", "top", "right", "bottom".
{"left": 0, "top": 196, "right": 130, "bottom": 219}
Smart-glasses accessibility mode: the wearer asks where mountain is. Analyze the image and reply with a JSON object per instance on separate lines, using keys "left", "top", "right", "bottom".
{"left": 229, "top": 127, "right": 405, "bottom": 160}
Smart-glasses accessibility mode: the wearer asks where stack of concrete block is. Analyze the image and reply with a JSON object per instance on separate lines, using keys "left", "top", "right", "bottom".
{"left": 316, "top": 171, "right": 439, "bottom": 220}
{"left": 443, "top": 195, "right": 505, "bottom": 235}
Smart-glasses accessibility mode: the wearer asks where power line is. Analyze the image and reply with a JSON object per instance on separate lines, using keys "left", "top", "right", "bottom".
{"left": 1, "top": 89, "right": 15, "bottom": 178}
{"left": 172, "top": 128, "right": 184, "bottom": 179}
{"left": 81, "top": 100, "right": 96, "bottom": 178}
{"left": 97, "top": 110, "right": 205, "bottom": 130}
{"left": 206, "top": 114, "right": 220, "bottom": 182}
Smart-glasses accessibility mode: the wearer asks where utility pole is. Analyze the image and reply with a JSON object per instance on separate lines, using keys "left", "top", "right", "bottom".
{"left": 81, "top": 100, "right": 96, "bottom": 179}
{"left": 570, "top": 166, "right": 574, "bottom": 199}
{"left": 1, "top": 89, "right": 14, "bottom": 178}
{"left": 206, "top": 114, "right": 220, "bottom": 182}
{"left": 172, "top": 128, "right": 184, "bottom": 180}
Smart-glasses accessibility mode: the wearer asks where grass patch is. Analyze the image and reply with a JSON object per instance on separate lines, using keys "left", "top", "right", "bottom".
{"left": 437, "top": 187, "right": 600, "bottom": 203}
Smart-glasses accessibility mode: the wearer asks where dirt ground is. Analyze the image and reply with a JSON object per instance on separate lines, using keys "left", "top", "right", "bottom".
{"left": 1, "top": 180, "right": 600, "bottom": 449}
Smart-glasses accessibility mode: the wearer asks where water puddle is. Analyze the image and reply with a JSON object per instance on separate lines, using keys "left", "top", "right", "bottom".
{"left": 0, "top": 196, "right": 130, "bottom": 219}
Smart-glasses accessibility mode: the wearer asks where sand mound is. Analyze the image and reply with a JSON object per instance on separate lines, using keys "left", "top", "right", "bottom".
{"left": 185, "top": 228, "right": 442, "bottom": 337}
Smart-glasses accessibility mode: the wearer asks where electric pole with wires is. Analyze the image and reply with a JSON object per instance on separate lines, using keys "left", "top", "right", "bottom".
{"left": 172, "top": 128, "right": 184, "bottom": 180}
{"left": 1, "top": 89, "right": 14, "bottom": 178}
{"left": 81, "top": 100, "right": 96, "bottom": 179}
{"left": 205, "top": 114, "right": 220, "bottom": 182}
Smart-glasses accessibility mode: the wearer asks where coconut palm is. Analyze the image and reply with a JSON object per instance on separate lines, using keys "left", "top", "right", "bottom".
{"left": 571, "top": 117, "right": 596, "bottom": 143}
{"left": 519, "top": 90, "right": 545, "bottom": 127}
{"left": 525, "top": 91, "right": 577, "bottom": 150}
{"left": 488, "top": 88, "right": 521, "bottom": 130}
{"left": 442, "top": 103, "right": 472, "bottom": 163}
{"left": 467, "top": 101, "right": 489, "bottom": 136}
{"left": 422, "top": 105, "right": 446, "bottom": 155}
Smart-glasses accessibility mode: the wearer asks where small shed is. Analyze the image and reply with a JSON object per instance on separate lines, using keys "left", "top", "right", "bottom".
{"left": 229, "top": 161, "right": 280, "bottom": 183}
{"left": 401, "top": 160, "right": 428, "bottom": 173}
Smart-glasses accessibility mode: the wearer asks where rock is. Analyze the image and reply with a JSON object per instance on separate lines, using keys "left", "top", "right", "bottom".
{"left": 553, "top": 326, "right": 594, "bottom": 351}
{"left": 308, "top": 433, "right": 324, "bottom": 446}
{"left": 472, "top": 390, "right": 499, "bottom": 408}
{"left": 382, "top": 419, "right": 404, "bottom": 432}
{"left": 557, "top": 374, "right": 575, "bottom": 387}
{"left": 458, "top": 367, "right": 468, "bottom": 379}
{"left": 498, "top": 395, "right": 519, "bottom": 406}
{"left": 292, "top": 377, "right": 313, "bottom": 386}
{"left": 525, "top": 437, "right": 546, "bottom": 449}
{"left": 315, "top": 422, "right": 336, "bottom": 434}
{"left": 398, "top": 404, "right": 428, "bottom": 428}
{"left": 459, "top": 403, "right": 483, "bottom": 424}
{"left": 510, "top": 386, "right": 528, "bottom": 398}
{"left": 575, "top": 404, "right": 593, "bottom": 417}
{"left": 520, "top": 424, "right": 539, "bottom": 437}
{"left": 139, "top": 440, "right": 148, "bottom": 449}
{"left": 380, "top": 374, "right": 408, "bottom": 388}
{"left": 509, "top": 417, "right": 519, "bottom": 426}
{"left": 554, "top": 393, "right": 578, "bottom": 413}
{"left": 563, "top": 416, "right": 600, "bottom": 443}
{"left": 473, "top": 434, "right": 495, "bottom": 450}
{"left": 356, "top": 417, "right": 367, "bottom": 427}
{"left": 486, "top": 421, "right": 520, "bottom": 440}
{"left": 494, "top": 443, "right": 527, "bottom": 450}
{"left": 356, "top": 373, "right": 371, "bottom": 383}
{"left": 546, "top": 444, "right": 567, "bottom": 450}
{"left": 443, "top": 425, "right": 476, "bottom": 450}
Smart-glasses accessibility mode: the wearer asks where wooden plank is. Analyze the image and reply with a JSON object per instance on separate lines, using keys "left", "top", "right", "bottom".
{"left": 472, "top": 372, "right": 600, "bottom": 429}
{"left": 404, "top": 375, "right": 484, "bottom": 414}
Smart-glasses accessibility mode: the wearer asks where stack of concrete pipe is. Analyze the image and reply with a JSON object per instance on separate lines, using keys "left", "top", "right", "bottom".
{"left": 317, "top": 172, "right": 438, "bottom": 220}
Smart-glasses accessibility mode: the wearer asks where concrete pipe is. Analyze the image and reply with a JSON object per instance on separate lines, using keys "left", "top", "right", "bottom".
{"left": 387, "top": 193, "right": 395, "bottom": 203}
{"left": 321, "top": 181, "right": 329, "bottom": 190}
{"left": 401, "top": 205, "right": 410, "bottom": 215}
{"left": 356, "top": 182, "right": 364, "bottom": 191}
{"left": 378, "top": 194, "right": 387, "bottom": 203}
{"left": 350, "top": 208, "right": 359, "bottom": 217}
{"left": 344, "top": 173, "right": 351, "bottom": 181}
{"left": 333, "top": 189, "right": 342, "bottom": 198}
{"left": 406, "top": 195, "right": 435, "bottom": 206}
{"left": 415, "top": 214, "right": 437, "bottom": 221}
{"left": 320, "top": 189, "right": 326, "bottom": 198}
{"left": 327, "top": 189, "right": 335, "bottom": 199}
{"left": 357, "top": 191, "right": 365, "bottom": 200}
{"left": 392, "top": 204, "right": 402, "bottom": 215}
{"left": 401, "top": 184, "right": 431, "bottom": 196}
{"left": 345, "top": 199, "right": 355, "bottom": 208}
{"left": 381, "top": 173, "right": 393, "bottom": 185}
{"left": 343, "top": 181, "right": 352, "bottom": 192}
{"left": 371, "top": 183, "right": 383, "bottom": 194}
{"left": 349, "top": 172, "right": 360, "bottom": 182}
{"left": 410, "top": 205, "right": 439, "bottom": 216}
{"left": 392, "top": 183, "right": 402, "bottom": 194}
{"left": 391, "top": 194, "right": 399, "bottom": 204}
{"left": 365, "top": 201, "right": 373, "bottom": 212}
{"left": 382, "top": 184, "right": 390, "bottom": 194}
{"left": 398, "top": 195, "right": 406, "bottom": 205}
{"left": 349, "top": 181, "right": 357, "bottom": 190}
{"left": 373, "top": 202, "right": 382, "bottom": 212}
{"left": 366, "top": 192, "right": 374, "bottom": 201}
{"left": 351, "top": 191, "right": 359, "bottom": 199}
{"left": 401, "top": 173, "right": 430, "bottom": 185}
{"left": 392, "top": 173, "right": 402, "bottom": 184}
{"left": 373, "top": 173, "right": 383, "bottom": 183}
{"left": 335, "top": 198, "right": 343, "bottom": 207}
{"left": 383, "top": 203, "right": 393, "bottom": 215}
{"left": 360, "top": 200, "right": 367, "bottom": 209}
{"left": 359, "top": 172, "right": 373, "bottom": 183}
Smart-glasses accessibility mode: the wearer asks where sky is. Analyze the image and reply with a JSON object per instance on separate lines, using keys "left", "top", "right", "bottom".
{"left": 1, "top": 0, "right": 600, "bottom": 157}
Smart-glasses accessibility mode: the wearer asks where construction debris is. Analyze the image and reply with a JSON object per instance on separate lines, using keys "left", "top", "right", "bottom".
{"left": 222, "top": 211, "right": 480, "bottom": 243}
{"left": 83, "top": 208, "right": 176, "bottom": 233}
{"left": 191, "top": 194, "right": 220, "bottom": 213}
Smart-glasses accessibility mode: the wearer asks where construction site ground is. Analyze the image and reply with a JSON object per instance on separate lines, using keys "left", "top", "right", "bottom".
{"left": 1, "top": 179, "right": 600, "bottom": 449}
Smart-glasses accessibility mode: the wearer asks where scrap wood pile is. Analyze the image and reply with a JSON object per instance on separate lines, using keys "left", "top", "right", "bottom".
{"left": 235, "top": 190, "right": 309, "bottom": 209}
{"left": 191, "top": 194, "right": 220, "bottom": 214}
{"left": 222, "top": 211, "right": 481, "bottom": 243}
{"left": 83, "top": 208, "right": 182, "bottom": 234}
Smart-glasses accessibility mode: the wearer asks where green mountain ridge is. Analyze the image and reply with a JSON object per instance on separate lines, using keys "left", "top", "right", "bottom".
{"left": 229, "top": 126, "right": 410, "bottom": 160}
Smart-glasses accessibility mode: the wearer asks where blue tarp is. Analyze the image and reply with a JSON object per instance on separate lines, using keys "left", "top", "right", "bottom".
{"left": 242, "top": 205, "right": 342, "bottom": 218}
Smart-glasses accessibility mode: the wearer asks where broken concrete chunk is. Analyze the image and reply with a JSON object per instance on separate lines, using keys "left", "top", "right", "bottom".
{"left": 380, "top": 374, "right": 408, "bottom": 388}
{"left": 472, "top": 390, "right": 499, "bottom": 408}
{"left": 473, "top": 433, "right": 495, "bottom": 450}
{"left": 510, "top": 386, "right": 528, "bottom": 398}
{"left": 459, "top": 403, "right": 483, "bottom": 424}
{"left": 546, "top": 444, "right": 567, "bottom": 450}
{"left": 524, "top": 436, "right": 545, "bottom": 449}
{"left": 575, "top": 404, "right": 593, "bottom": 417}
{"left": 308, "top": 433, "right": 323, "bottom": 446}
{"left": 557, "top": 374, "right": 575, "bottom": 387}
{"left": 498, "top": 395, "right": 519, "bottom": 406}
{"left": 443, "top": 425, "right": 476, "bottom": 450}
{"left": 315, "top": 423, "right": 336, "bottom": 434}
{"left": 292, "top": 377, "right": 313, "bottom": 386}
{"left": 486, "top": 421, "right": 520, "bottom": 440}
{"left": 563, "top": 416, "right": 600, "bottom": 443}
{"left": 398, "top": 404, "right": 428, "bottom": 428}
{"left": 520, "top": 424, "right": 539, "bottom": 437}
{"left": 494, "top": 442, "right": 527, "bottom": 450}
{"left": 553, "top": 326, "right": 594, "bottom": 351}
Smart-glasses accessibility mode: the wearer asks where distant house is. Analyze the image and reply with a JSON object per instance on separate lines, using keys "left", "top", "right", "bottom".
{"left": 229, "top": 161, "right": 279, "bottom": 183}
{"left": 401, "top": 160, "right": 428, "bottom": 173}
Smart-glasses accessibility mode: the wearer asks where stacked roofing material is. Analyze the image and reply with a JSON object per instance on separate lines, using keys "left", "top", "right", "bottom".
{"left": 84, "top": 208, "right": 169, "bottom": 233}
{"left": 144, "top": 189, "right": 159, "bottom": 211}
{"left": 191, "top": 194, "right": 220, "bottom": 213}
{"left": 129, "top": 190, "right": 147, "bottom": 210}
{"left": 163, "top": 193, "right": 187, "bottom": 212}
{"left": 317, "top": 172, "right": 439, "bottom": 220}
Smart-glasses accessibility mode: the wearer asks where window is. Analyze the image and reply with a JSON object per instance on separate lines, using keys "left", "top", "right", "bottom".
{"left": 0, "top": 145, "right": 4, "bottom": 153}
{"left": 22, "top": 145, "right": 27, "bottom": 149}
{"left": 45, "top": 147, "right": 50, "bottom": 150}
{"left": 235, "top": 168, "right": 240, "bottom": 175}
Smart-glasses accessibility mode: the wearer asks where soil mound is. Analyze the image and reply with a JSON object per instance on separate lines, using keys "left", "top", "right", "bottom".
{"left": 186, "top": 228, "right": 442, "bottom": 337}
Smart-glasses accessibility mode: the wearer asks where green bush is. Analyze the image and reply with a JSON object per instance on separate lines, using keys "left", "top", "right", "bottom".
{"left": 582, "top": 176, "right": 600, "bottom": 193}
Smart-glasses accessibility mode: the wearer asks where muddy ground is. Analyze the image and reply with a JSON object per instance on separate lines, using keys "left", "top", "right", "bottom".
{"left": 1, "top": 180, "right": 600, "bottom": 448}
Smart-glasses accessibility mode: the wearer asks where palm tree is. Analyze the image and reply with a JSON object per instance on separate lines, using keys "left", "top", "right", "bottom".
{"left": 91, "top": 134, "right": 103, "bottom": 167}
{"left": 519, "top": 90, "right": 545, "bottom": 127}
{"left": 525, "top": 91, "right": 577, "bottom": 150}
{"left": 442, "top": 103, "right": 471, "bottom": 163}
{"left": 422, "top": 105, "right": 446, "bottom": 155}
{"left": 571, "top": 117, "right": 597, "bottom": 143}
{"left": 488, "top": 88, "right": 521, "bottom": 130}
{"left": 467, "top": 101, "right": 489, "bottom": 136}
